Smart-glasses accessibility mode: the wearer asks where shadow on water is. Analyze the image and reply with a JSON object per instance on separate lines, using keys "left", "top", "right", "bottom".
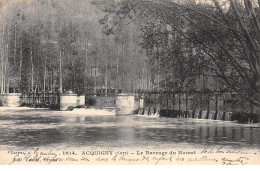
{"left": 0, "top": 110, "right": 259, "bottom": 149}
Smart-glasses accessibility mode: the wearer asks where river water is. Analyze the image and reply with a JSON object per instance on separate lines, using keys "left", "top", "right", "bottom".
{"left": 0, "top": 107, "right": 259, "bottom": 150}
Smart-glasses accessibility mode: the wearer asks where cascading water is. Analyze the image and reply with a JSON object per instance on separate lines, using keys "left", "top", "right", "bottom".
{"left": 225, "top": 112, "right": 233, "bottom": 121}
{"left": 208, "top": 111, "right": 216, "bottom": 120}
{"left": 216, "top": 111, "right": 224, "bottom": 120}
{"left": 194, "top": 110, "right": 200, "bottom": 118}
{"left": 201, "top": 111, "right": 208, "bottom": 119}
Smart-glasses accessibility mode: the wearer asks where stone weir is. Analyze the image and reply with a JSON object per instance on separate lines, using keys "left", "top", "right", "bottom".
{"left": 136, "top": 93, "right": 259, "bottom": 123}
{"left": 0, "top": 92, "right": 85, "bottom": 111}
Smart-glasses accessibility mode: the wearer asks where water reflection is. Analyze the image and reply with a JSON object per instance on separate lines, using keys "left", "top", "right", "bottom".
{"left": 0, "top": 109, "right": 259, "bottom": 149}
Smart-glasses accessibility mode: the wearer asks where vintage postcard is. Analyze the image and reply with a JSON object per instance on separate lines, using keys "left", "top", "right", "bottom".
{"left": 0, "top": 0, "right": 259, "bottom": 165}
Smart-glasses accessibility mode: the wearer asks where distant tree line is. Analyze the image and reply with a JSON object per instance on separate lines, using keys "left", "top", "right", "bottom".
{"left": 0, "top": 0, "right": 149, "bottom": 95}
{"left": 0, "top": 0, "right": 259, "bottom": 109}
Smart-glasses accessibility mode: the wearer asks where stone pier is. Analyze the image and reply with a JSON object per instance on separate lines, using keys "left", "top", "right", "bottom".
{"left": 77, "top": 95, "right": 85, "bottom": 107}
{"left": 0, "top": 93, "right": 21, "bottom": 107}
{"left": 115, "top": 94, "right": 138, "bottom": 115}
{"left": 60, "top": 93, "right": 78, "bottom": 111}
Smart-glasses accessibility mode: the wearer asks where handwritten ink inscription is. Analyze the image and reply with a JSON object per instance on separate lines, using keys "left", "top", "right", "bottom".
{"left": 0, "top": 147, "right": 258, "bottom": 165}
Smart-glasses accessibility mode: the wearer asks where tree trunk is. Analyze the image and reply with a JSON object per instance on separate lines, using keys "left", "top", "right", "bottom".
{"left": 5, "top": 29, "right": 9, "bottom": 93}
{"left": 131, "top": 34, "right": 136, "bottom": 93}
{"left": 48, "top": 46, "right": 52, "bottom": 92}
{"left": 147, "top": 72, "right": 149, "bottom": 91}
{"left": 105, "top": 62, "right": 108, "bottom": 95}
{"left": 94, "top": 58, "right": 98, "bottom": 95}
{"left": 44, "top": 49, "right": 47, "bottom": 92}
{"left": 104, "top": 35, "right": 108, "bottom": 96}
{"left": 116, "top": 43, "right": 119, "bottom": 93}
{"left": 157, "top": 55, "right": 160, "bottom": 92}
{"left": 36, "top": 48, "right": 40, "bottom": 92}
{"left": 13, "top": 24, "right": 17, "bottom": 93}
{"left": 85, "top": 33, "right": 88, "bottom": 93}
{"left": 59, "top": 46, "right": 63, "bottom": 93}
{"left": 122, "top": 71, "right": 124, "bottom": 93}
{"left": 30, "top": 45, "right": 34, "bottom": 92}
{"left": 19, "top": 40, "right": 22, "bottom": 92}
{"left": 121, "top": 43, "right": 125, "bottom": 93}
{"left": 0, "top": 27, "right": 5, "bottom": 94}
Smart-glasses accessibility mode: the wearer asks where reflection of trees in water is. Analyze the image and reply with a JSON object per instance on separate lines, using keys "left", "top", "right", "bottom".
{"left": 0, "top": 111, "right": 259, "bottom": 148}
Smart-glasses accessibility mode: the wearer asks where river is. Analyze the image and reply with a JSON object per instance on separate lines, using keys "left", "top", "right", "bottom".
{"left": 0, "top": 107, "right": 259, "bottom": 150}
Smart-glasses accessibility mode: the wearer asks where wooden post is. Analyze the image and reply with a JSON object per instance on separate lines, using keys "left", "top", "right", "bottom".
{"left": 215, "top": 94, "right": 218, "bottom": 113}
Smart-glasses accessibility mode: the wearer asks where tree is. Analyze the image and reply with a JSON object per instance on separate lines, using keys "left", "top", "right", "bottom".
{"left": 98, "top": 0, "right": 260, "bottom": 108}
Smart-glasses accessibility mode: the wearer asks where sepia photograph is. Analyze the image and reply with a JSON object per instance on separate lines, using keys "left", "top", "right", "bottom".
{"left": 0, "top": 0, "right": 259, "bottom": 165}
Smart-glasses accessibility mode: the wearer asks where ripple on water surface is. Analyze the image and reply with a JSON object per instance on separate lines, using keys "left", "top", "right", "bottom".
{"left": 0, "top": 108, "right": 259, "bottom": 149}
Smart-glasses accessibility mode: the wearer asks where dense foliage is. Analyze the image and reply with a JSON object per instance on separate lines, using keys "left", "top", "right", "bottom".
{"left": 98, "top": 0, "right": 260, "bottom": 108}
{"left": 0, "top": 0, "right": 259, "bottom": 108}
